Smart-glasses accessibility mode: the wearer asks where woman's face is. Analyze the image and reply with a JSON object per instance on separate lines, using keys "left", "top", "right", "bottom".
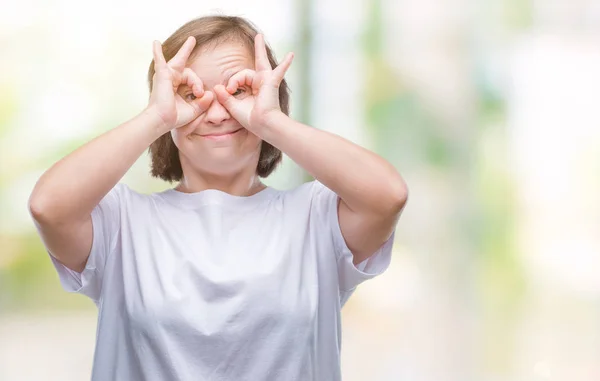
{"left": 171, "top": 40, "right": 261, "bottom": 177}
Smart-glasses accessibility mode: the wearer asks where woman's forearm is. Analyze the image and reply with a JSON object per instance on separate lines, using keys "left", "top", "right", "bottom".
{"left": 29, "top": 109, "right": 163, "bottom": 224}
{"left": 262, "top": 112, "right": 408, "bottom": 215}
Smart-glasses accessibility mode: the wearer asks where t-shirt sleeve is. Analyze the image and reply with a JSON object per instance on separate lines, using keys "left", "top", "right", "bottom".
{"left": 49, "top": 184, "right": 123, "bottom": 303}
{"left": 310, "top": 181, "right": 394, "bottom": 299}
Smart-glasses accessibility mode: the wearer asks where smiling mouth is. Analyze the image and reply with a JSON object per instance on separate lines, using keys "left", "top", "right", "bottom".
{"left": 196, "top": 129, "right": 242, "bottom": 140}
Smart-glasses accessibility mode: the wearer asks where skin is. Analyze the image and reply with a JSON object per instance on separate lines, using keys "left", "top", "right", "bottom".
{"left": 28, "top": 33, "right": 408, "bottom": 273}
{"left": 169, "top": 40, "right": 266, "bottom": 194}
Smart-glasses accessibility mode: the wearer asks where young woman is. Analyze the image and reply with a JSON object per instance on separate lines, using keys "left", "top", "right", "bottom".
{"left": 29, "top": 15, "right": 408, "bottom": 381}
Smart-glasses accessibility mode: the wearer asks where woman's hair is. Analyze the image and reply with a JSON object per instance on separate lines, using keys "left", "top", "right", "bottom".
{"left": 146, "top": 15, "right": 290, "bottom": 182}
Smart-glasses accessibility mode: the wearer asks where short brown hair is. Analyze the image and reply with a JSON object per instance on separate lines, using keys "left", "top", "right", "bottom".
{"left": 146, "top": 15, "right": 290, "bottom": 182}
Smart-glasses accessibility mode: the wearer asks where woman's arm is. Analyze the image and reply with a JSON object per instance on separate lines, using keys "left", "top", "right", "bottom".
{"left": 29, "top": 37, "right": 212, "bottom": 272}
{"left": 215, "top": 34, "right": 408, "bottom": 265}
{"left": 28, "top": 111, "right": 162, "bottom": 272}
{"left": 262, "top": 113, "right": 408, "bottom": 265}
{"left": 29, "top": 110, "right": 161, "bottom": 225}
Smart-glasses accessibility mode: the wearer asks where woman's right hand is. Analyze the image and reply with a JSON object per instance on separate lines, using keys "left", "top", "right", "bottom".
{"left": 147, "top": 36, "right": 213, "bottom": 134}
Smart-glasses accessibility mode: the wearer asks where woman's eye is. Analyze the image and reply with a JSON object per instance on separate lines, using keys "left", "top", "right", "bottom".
{"left": 185, "top": 93, "right": 197, "bottom": 101}
{"left": 232, "top": 88, "right": 245, "bottom": 97}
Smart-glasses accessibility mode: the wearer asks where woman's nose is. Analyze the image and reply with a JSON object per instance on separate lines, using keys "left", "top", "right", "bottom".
{"left": 204, "top": 97, "right": 230, "bottom": 125}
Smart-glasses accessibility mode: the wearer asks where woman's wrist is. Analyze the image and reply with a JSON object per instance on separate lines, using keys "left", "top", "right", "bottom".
{"left": 257, "top": 111, "right": 289, "bottom": 142}
{"left": 139, "top": 107, "right": 172, "bottom": 141}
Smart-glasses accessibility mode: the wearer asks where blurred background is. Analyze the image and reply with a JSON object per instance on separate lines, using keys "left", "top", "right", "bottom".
{"left": 1, "top": 0, "right": 599, "bottom": 380}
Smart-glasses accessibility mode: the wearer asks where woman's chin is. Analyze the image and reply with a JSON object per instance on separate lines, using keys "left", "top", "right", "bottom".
{"left": 182, "top": 150, "right": 258, "bottom": 173}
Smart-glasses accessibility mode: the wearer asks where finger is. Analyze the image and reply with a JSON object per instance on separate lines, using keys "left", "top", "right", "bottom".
{"left": 254, "top": 34, "right": 272, "bottom": 71}
{"left": 194, "top": 91, "right": 214, "bottom": 113}
{"left": 214, "top": 85, "right": 250, "bottom": 127}
{"left": 272, "top": 52, "right": 294, "bottom": 83}
{"left": 177, "top": 91, "right": 214, "bottom": 128}
{"left": 214, "top": 85, "right": 234, "bottom": 108}
{"left": 168, "top": 36, "right": 196, "bottom": 70}
{"left": 170, "top": 69, "right": 183, "bottom": 89}
{"left": 153, "top": 40, "right": 167, "bottom": 69}
{"left": 181, "top": 68, "right": 205, "bottom": 98}
{"left": 226, "top": 69, "right": 256, "bottom": 93}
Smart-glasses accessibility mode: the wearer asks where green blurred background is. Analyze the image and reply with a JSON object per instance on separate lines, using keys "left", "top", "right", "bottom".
{"left": 1, "top": 0, "right": 599, "bottom": 380}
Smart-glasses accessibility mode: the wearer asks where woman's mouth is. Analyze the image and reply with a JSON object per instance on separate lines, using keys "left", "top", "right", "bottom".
{"left": 197, "top": 129, "right": 242, "bottom": 140}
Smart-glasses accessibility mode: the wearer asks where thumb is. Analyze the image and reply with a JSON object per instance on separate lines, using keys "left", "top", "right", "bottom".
{"left": 213, "top": 84, "right": 250, "bottom": 126}
{"left": 214, "top": 85, "right": 237, "bottom": 111}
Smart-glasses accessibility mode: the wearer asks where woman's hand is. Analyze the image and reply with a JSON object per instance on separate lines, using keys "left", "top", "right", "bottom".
{"left": 146, "top": 36, "right": 214, "bottom": 134}
{"left": 213, "top": 34, "right": 294, "bottom": 134}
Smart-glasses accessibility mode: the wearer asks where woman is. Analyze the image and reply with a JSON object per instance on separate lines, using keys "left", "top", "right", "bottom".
{"left": 29, "top": 15, "right": 408, "bottom": 381}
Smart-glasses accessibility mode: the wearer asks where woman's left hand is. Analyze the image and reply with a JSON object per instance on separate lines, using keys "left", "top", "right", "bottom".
{"left": 213, "top": 34, "right": 293, "bottom": 134}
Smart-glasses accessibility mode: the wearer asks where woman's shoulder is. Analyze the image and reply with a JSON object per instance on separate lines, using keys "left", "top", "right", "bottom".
{"left": 103, "top": 182, "right": 163, "bottom": 206}
{"left": 280, "top": 180, "right": 332, "bottom": 198}
{"left": 274, "top": 180, "right": 321, "bottom": 199}
{"left": 274, "top": 180, "right": 336, "bottom": 208}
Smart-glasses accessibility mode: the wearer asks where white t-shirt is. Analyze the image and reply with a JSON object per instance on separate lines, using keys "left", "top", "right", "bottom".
{"left": 50, "top": 180, "right": 394, "bottom": 381}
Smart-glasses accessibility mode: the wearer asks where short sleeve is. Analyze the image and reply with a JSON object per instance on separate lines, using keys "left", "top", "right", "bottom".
{"left": 310, "top": 181, "right": 394, "bottom": 299}
{"left": 49, "top": 183, "right": 124, "bottom": 303}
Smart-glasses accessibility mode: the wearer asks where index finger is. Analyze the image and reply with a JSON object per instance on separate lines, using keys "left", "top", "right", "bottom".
{"left": 226, "top": 69, "right": 256, "bottom": 93}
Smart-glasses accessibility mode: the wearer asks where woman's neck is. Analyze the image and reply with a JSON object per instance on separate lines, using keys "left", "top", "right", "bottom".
{"left": 175, "top": 171, "right": 265, "bottom": 197}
